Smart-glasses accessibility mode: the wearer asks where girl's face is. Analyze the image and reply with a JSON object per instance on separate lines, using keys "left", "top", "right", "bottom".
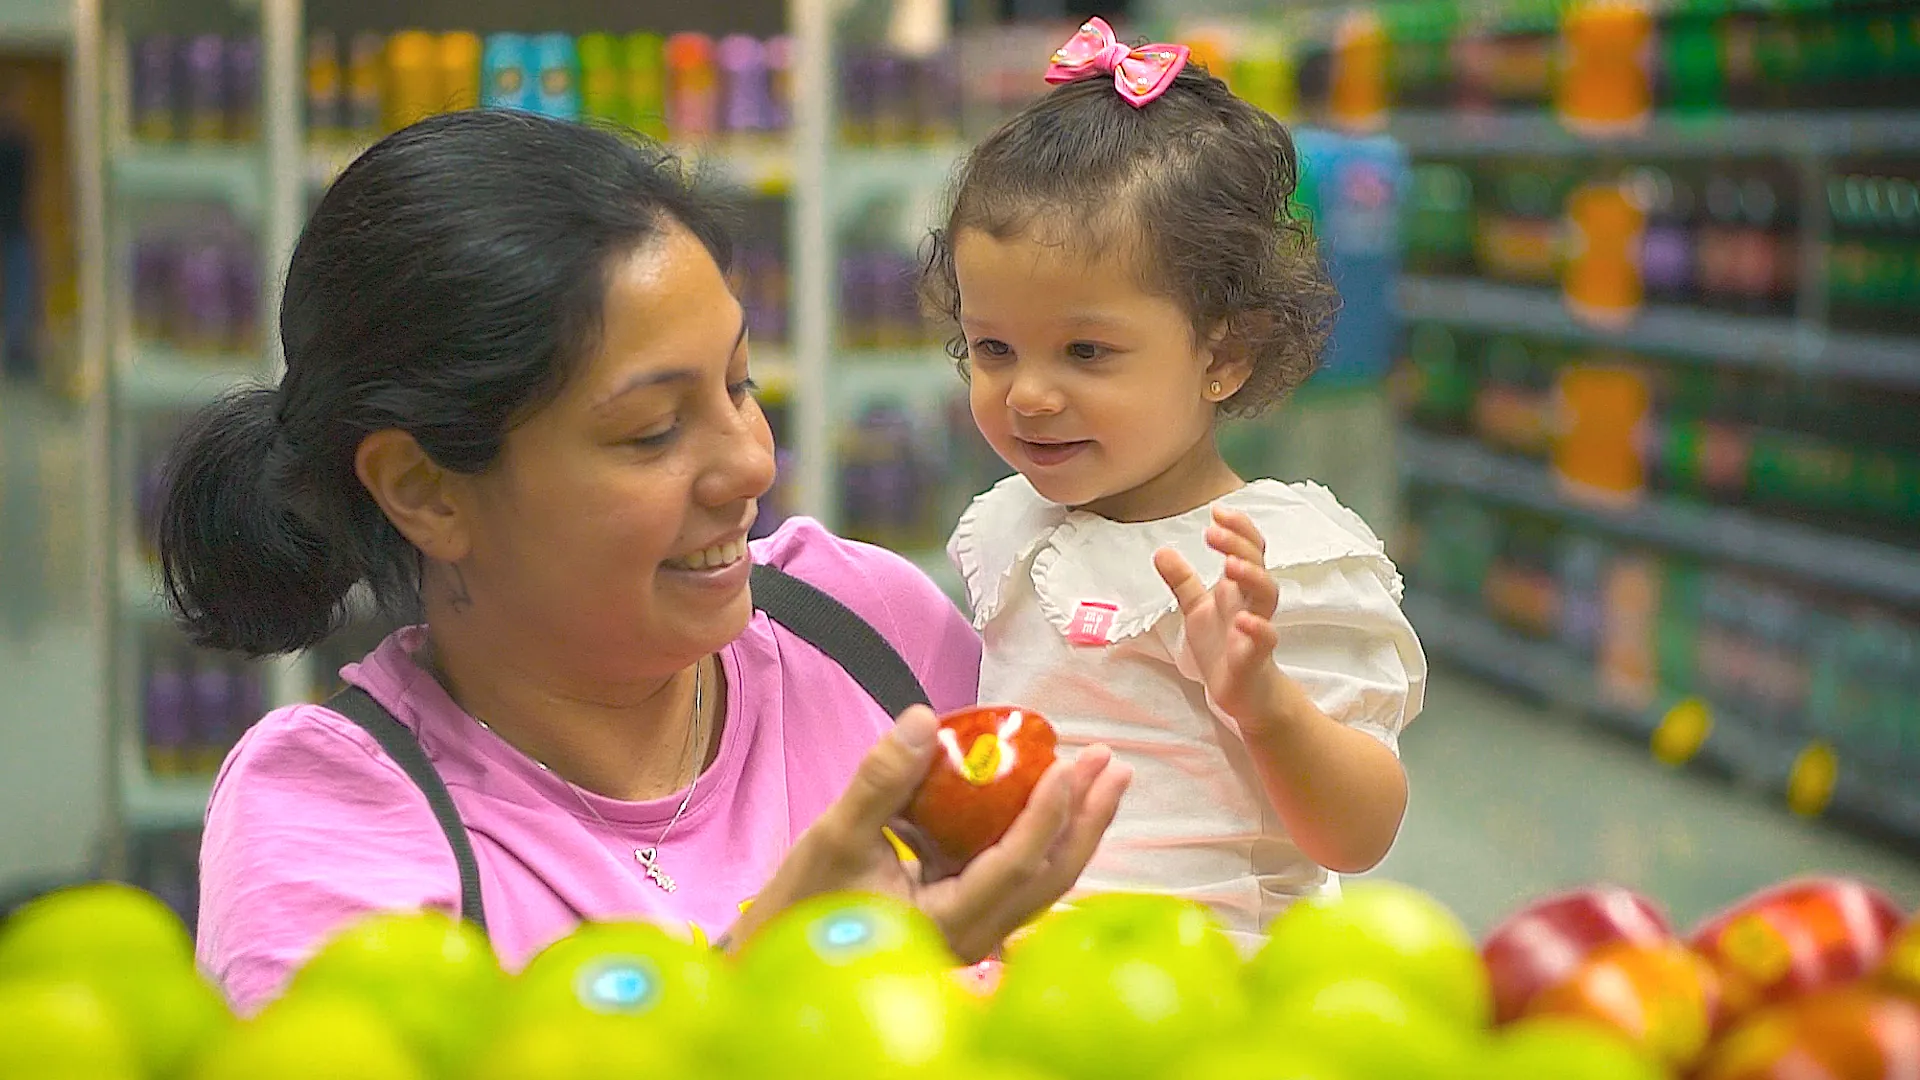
{"left": 450, "top": 222, "right": 777, "bottom": 684}
{"left": 953, "top": 226, "right": 1247, "bottom": 521}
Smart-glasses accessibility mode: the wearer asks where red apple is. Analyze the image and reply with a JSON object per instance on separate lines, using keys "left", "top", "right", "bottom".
{"left": 1696, "top": 985, "right": 1920, "bottom": 1080}
{"left": 904, "top": 706, "right": 1058, "bottom": 868}
{"left": 1481, "top": 885, "right": 1675, "bottom": 1024}
{"left": 1690, "top": 877, "right": 1905, "bottom": 1020}
{"left": 1525, "top": 939, "right": 1723, "bottom": 1071}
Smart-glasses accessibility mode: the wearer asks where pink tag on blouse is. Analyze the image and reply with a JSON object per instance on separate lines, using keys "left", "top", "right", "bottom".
{"left": 1066, "top": 601, "right": 1119, "bottom": 646}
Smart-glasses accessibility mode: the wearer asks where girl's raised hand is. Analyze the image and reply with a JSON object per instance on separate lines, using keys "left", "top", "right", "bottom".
{"left": 1154, "top": 505, "right": 1289, "bottom": 726}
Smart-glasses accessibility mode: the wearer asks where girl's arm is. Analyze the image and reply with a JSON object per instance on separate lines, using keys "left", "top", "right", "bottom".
{"left": 1155, "top": 506, "right": 1413, "bottom": 875}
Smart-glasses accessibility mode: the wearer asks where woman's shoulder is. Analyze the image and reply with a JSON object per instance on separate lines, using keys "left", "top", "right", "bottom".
{"left": 208, "top": 699, "right": 438, "bottom": 821}
{"left": 748, "top": 515, "right": 980, "bottom": 713}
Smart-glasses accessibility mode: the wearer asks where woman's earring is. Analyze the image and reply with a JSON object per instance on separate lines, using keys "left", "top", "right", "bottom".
{"left": 1208, "top": 380, "right": 1223, "bottom": 399}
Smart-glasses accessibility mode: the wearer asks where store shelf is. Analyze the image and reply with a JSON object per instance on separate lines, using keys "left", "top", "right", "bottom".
{"left": 1404, "top": 588, "right": 1920, "bottom": 844}
{"left": 117, "top": 346, "right": 260, "bottom": 412}
{"left": 121, "top": 556, "right": 165, "bottom": 620}
{"left": 1399, "top": 429, "right": 1920, "bottom": 608}
{"left": 1387, "top": 110, "right": 1920, "bottom": 159}
{"left": 832, "top": 348, "right": 960, "bottom": 412}
{"left": 0, "top": 0, "right": 68, "bottom": 49}
{"left": 308, "top": 139, "right": 797, "bottom": 195}
{"left": 109, "top": 143, "right": 262, "bottom": 219}
{"left": 829, "top": 144, "right": 967, "bottom": 200}
{"left": 1399, "top": 277, "right": 1920, "bottom": 390}
{"left": 119, "top": 756, "right": 212, "bottom": 834}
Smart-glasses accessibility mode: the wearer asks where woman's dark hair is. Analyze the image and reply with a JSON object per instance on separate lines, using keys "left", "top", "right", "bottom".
{"left": 920, "top": 62, "right": 1338, "bottom": 417}
{"left": 157, "top": 109, "right": 733, "bottom": 657}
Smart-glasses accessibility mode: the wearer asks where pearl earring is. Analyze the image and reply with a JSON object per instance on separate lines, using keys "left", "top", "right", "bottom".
{"left": 1208, "top": 380, "right": 1223, "bottom": 398}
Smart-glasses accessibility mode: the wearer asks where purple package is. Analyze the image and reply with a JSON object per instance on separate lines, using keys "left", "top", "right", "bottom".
{"left": 717, "top": 34, "right": 769, "bottom": 134}
{"left": 135, "top": 458, "right": 167, "bottom": 556}
{"left": 915, "top": 46, "right": 961, "bottom": 143}
{"left": 173, "top": 239, "right": 233, "bottom": 353}
{"left": 226, "top": 36, "right": 262, "bottom": 141}
{"left": 143, "top": 661, "right": 191, "bottom": 777}
{"left": 765, "top": 36, "right": 793, "bottom": 133}
{"left": 758, "top": 251, "right": 789, "bottom": 344}
{"left": 225, "top": 238, "right": 260, "bottom": 352}
{"left": 230, "top": 669, "right": 267, "bottom": 739}
{"left": 839, "top": 50, "right": 874, "bottom": 145}
{"left": 182, "top": 35, "right": 228, "bottom": 143}
{"left": 133, "top": 36, "right": 178, "bottom": 142}
{"left": 838, "top": 255, "right": 868, "bottom": 348}
{"left": 131, "top": 233, "right": 176, "bottom": 342}
{"left": 870, "top": 54, "right": 910, "bottom": 144}
{"left": 864, "top": 405, "right": 925, "bottom": 540}
{"left": 188, "top": 662, "right": 237, "bottom": 772}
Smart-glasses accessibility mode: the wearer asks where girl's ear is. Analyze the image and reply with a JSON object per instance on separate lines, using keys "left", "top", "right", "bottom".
{"left": 1201, "top": 319, "right": 1255, "bottom": 403}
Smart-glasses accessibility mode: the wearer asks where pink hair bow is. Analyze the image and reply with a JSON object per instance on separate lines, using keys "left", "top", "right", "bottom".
{"left": 1043, "top": 17, "right": 1191, "bottom": 108}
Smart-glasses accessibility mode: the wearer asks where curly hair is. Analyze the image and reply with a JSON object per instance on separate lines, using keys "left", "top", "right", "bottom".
{"left": 919, "top": 62, "right": 1339, "bottom": 419}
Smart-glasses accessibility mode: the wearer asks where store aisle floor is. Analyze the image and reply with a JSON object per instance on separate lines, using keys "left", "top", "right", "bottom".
{"left": 1374, "top": 666, "right": 1920, "bottom": 934}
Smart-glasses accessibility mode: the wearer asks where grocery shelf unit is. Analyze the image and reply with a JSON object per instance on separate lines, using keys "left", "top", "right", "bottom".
{"left": 72, "top": 0, "right": 852, "bottom": 875}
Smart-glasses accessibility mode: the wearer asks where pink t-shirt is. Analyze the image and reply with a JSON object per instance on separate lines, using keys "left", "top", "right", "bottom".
{"left": 195, "top": 518, "right": 981, "bottom": 1015}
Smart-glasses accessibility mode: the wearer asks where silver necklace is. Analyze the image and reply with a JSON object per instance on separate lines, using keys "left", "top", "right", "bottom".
{"left": 471, "top": 659, "right": 707, "bottom": 893}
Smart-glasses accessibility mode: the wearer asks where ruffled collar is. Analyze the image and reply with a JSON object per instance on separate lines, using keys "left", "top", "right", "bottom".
{"left": 954, "top": 476, "right": 1399, "bottom": 642}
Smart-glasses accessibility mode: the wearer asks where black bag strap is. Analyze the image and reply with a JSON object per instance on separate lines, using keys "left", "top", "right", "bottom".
{"left": 322, "top": 560, "right": 932, "bottom": 940}
{"left": 749, "top": 562, "right": 932, "bottom": 718}
{"left": 326, "top": 685, "right": 490, "bottom": 934}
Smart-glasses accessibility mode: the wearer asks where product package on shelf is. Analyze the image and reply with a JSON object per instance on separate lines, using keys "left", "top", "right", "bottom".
{"left": 306, "top": 28, "right": 795, "bottom": 153}
{"left": 130, "top": 33, "right": 262, "bottom": 146}
{"left": 1184, "top": 0, "right": 1920, "bottom": 127}
{"left": 1825, "top": 160, "right": 1920, "bottom": 336}
{"left": 128, "top": 203, "right": 260, "bottom": 360}
{"left": 1402, "top": 484, "right": 1920, "bottom": 800}
{"left": 1397, "top": 320, "right": 1920, "bottom": 546}
{"left": 138, "top": 630, "right": 269, "bottom": 782}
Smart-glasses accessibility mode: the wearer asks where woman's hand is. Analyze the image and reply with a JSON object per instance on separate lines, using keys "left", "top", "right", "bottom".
{"left": 1154, "top": 505, "right": 1298, "bottom": 728}
{"left": 724, "top": 706, "right": 1131, "bottom": 964}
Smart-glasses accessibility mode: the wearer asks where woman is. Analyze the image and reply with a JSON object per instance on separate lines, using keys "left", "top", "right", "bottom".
{"left": 157, "top": 109, "right": 1131, "bottom": 1015}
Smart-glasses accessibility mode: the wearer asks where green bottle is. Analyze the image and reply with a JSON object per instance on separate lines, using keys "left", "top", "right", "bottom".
{"left": 622, "top": 32, "right": 669, "bottom": 141}
{"left": 577, "top": 33, "right": 623, "bottom": 126}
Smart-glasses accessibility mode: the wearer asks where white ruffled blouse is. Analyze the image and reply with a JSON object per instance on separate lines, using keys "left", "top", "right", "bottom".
{"left": 948, "top": 475, "right": 1427, "bottom": 948}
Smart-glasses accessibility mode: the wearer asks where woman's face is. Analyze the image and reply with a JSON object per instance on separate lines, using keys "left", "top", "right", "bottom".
{"left": 453, "top": 222, "right": 776, "bottom": 686}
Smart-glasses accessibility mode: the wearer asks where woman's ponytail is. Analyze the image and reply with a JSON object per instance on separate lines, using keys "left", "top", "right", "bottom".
{"left": 156, "top": 385, "right": 358, "bottom": 657}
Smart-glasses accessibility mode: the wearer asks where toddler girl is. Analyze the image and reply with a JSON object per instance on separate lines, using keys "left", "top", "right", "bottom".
{"left": 923, "top": 18, "right": 1428, "bottom": 949}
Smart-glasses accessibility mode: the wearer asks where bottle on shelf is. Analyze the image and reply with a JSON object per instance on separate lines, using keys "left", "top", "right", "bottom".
{"left": 531, "top": 32, "right": 582, "bottom": 122}
{"left": 665, "top": 33, "right": 719, "bottom": 142}
{"left": 142, "top": 654, "right": 190, "bottom": 778}
{"left": 1630, "top": 164, "right": 1697, "bottom": 307}
{"left": 480, "top": 33, "right": 533, "bottom": 113}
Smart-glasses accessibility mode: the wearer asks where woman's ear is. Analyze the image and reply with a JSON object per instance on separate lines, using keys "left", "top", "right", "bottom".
{"left": 1202, "top": 320, "right": 1254, "bottom": 402}
{"left": 354, "top": 430, "right": 472, "bottom": 564}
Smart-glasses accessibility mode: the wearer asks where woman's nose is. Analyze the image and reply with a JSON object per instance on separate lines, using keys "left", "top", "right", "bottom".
{"left": 696, "top": 397, "right": 777, "bottom": 508}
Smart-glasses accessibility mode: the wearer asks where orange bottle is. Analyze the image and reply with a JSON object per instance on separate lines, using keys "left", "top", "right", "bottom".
{"left": 384, "top": 30, "right": 439, "bottom": 132}
{"left": 438, "top": 32, "right": 483, "bottom": 112}
{"left": 1553, "top": 358, "right": 1651, "bottom": 509}
{"left": 1563, "top": 177, "right": 1645, "bottom": 328}
{"left": 1329, "top": 9, "right": 1389, "bottom": 133}
{"left": 1557, "top": 0, "right": 1654, "bottom": 137}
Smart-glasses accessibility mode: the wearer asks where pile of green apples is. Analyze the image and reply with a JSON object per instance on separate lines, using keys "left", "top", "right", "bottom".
{"left": 2, "top": 875, "right": 1916, "bottom": 1080}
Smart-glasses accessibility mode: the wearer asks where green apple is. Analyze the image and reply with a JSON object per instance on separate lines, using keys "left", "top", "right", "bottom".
{"left": 0, "top": 882, "right": 195, "bottom": 980}
{"left": 1165, "top": 1044, "right": 1353, "bottom": 1080}
{"left": 286, "top": 910, "right": 503, "bottom": 1078}
{"left": 191, "top": 993, "right": 426, "bottom": 1080}
{"left": 1250, "top": 881, "right": 1491, "bottom": 1029}
{"left": 1487, "top": 1017, "right": 1668, "bottom": 1080}
{"left": 736, "top": 891, "right": 957, "bottom": 982}
{"left": 1260, "top": 976, "right": 1483, "bottom": 1080}
{"left": 984, "top": 892, "right": 1248, "bottom": 1080}
{"left": 468, "top": 1012, "right": 688, "bottom": 1080}
{"left": 732, "top": 892, "right": 974, "bottom": 1078}
{"left": 0, "top": 978, "right": 142, "bottom": 1080}
{"left": 507, "top": 920, "right": 731, "bottom": 1060}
